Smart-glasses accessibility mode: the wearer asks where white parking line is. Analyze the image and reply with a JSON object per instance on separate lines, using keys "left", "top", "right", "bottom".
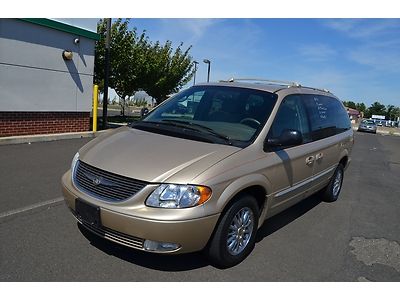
{"left": 0, "top": 197, "right": 64, "bottom": 219}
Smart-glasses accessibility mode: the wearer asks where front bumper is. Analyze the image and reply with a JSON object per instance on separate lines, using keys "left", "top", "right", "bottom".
{"left": 61, "top": 171, "right": 220, "bottom": 254}
{"left": 358, "top": 127, "right": 376, "bottom": 133}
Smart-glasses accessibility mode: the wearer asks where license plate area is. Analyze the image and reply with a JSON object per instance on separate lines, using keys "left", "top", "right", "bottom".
{"left": 75, "top": 199, "right": 101, "bottom": 228}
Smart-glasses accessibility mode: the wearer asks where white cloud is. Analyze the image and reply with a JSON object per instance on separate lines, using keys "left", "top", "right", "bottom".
{"left": 298, "top": 43, "right": 337, "bottom": 61}
{"left": 322, "top": 19, "right": 400, "bottom": 73}
{"left": 323, "top": 18, "right": 400, "bottom": 39}
{"left": 349, "top": 48, "right": 400, "bottom": 73}
{"left": 159, "top": 18, "right": 220, "bottom": 44}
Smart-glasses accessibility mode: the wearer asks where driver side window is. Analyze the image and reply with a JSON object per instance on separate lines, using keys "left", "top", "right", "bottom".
{"left": 269, "top": 95, "right": 311, "bottom": 144}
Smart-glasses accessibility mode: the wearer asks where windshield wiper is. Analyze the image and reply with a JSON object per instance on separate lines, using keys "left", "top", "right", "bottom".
{"left": 133, "top": 119, "right": 206, "bottom": 132}
{"left": 161, "top": 119, "right": 232, "bottom": 145}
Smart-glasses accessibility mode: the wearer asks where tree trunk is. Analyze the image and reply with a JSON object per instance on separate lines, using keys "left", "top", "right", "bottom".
{"left": 119, "top": 96, "right": 126, "bottom": 117}
{"left": 122, "top": 97, "right": 126, "bottom": 117}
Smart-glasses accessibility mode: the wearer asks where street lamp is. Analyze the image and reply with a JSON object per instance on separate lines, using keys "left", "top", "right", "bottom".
{"left": 193, "top": 61, "right": 199, "bottom": 85}
{"left": 203, "top": 59, "right": 211, "bottom": 82}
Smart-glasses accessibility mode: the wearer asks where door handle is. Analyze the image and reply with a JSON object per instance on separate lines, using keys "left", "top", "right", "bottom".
{"left": 306, "top": 156, "right": 315, "bottom": 165}
{"left": 316, "top": 152, "right": 324, "bottom": 161}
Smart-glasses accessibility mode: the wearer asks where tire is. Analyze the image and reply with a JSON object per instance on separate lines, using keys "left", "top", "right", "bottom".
{"left": 206, "top": 194, "right": 259, "bottom": 268}
{"left": 321, "top": 164, "right": 344, "bottom": 202}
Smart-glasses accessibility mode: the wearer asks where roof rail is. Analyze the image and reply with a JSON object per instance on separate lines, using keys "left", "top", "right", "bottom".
{"left": 301, "top": 86, "right": 331, "bottom": 94}
{"left": 220, "top": 77, "right": 301, "bottom": 87}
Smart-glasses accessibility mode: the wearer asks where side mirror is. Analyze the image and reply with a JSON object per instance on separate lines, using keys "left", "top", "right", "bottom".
{"left": 265, "top": 129, "right": 303, "bottom": 150}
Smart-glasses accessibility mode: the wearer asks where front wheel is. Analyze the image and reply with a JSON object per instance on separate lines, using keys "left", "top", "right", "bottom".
{"left": 206, "top": 195, "right": 259, "bottom": 268}
{"left": 321, "top": 164, "right": 344, "bottom": 202}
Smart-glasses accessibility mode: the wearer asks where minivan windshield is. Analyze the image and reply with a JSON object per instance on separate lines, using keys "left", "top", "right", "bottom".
{"left": 132, "top": 85, "right": 278, "bottom": 147}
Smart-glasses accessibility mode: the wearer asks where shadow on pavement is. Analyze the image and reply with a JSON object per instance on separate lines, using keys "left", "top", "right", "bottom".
{"left": 256, "top": 194, "right": 322, "bottom": 242}
{"left": 77, "top": 193, "right": 322, "bottom": 271}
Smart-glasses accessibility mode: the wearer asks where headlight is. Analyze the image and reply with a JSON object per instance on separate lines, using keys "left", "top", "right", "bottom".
{"left": 71, "top": 152, "right": 79, "bottom": 178}
{"left": 146, "top": 184, "right": 212, "bottom": 208}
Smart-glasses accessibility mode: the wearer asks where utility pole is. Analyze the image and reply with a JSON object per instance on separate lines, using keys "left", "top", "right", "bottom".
{"left": 102, "top": 18, "right": 111, "bottom": 130}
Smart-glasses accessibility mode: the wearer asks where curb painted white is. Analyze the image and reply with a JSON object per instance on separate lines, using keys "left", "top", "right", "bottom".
{"left": 0, "top": 130, "right": 111, "bottom": 146}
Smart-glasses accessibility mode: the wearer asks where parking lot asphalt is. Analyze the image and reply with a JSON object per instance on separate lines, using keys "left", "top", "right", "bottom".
{"left": 1, "top": 131, "right": 399, "bottom": 281}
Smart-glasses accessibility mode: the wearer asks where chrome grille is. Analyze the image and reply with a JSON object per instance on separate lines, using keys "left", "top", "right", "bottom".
{"left": 72, "top": 209, "right": 145, "bottom": 250}
{"left": 81, "top": 220, "right": 144, "bottom": 250}
{"left": 74, "top": 160, "right": 147, "bottom": 202}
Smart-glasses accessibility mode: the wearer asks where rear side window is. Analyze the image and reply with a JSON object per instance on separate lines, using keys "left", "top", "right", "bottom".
{"left": 302, "top": 94, "right": 351, "bottom": 141}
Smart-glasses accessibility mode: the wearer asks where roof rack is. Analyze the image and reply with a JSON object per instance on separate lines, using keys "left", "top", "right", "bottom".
{"left": 301, "top": 86, "right": 331, "bottom": 94}
{"left": 220, "top": 77, "right": 302, "bottom": 87}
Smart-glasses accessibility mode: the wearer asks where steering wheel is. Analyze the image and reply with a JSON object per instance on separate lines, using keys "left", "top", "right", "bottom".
{"left": 240, "top": 118, "right": 261, "bottom": 129}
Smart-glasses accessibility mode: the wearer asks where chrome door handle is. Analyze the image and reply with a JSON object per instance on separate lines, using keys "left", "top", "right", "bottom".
{"left": 306, "top": 156, "right": 315, "bottom": 165}
{"left": 316, "top": 152, "right": 323, "bottom": 161}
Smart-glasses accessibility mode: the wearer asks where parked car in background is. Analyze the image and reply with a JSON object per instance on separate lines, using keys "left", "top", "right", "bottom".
{"left": 374, "top": 119, "right": 385, "bottom": 127}
{"left": 358, "top": 119, "right": 377, "bottom": 134}
{"left": 62, "top": 78, "right": 354, "bottom": 268}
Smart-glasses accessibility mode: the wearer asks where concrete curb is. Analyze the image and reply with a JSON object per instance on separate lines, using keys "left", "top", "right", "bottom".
{"left": 379, "top": 132, "right": 400, "bottom": 136}
{"left": 353, "top": 127, "right": 400, "bottom": 136}
{"left": 0, "top": 130, "right": 111, "bottom": 146}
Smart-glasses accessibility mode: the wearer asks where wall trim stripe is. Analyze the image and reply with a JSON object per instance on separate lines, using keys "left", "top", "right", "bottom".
{"left": 19, "top": 18, "right": 100, "bottom": 41}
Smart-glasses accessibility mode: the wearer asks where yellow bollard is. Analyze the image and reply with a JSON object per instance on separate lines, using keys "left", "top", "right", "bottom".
{"left": 93, "top": 85, "right": 98, "bottom": 132}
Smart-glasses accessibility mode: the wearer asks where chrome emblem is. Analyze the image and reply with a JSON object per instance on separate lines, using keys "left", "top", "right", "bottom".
{"left": 83, "top": 172, "right": 117, "bottom": 187}
{"left": 92, "top": 177, "right": 101, "bottom": 186}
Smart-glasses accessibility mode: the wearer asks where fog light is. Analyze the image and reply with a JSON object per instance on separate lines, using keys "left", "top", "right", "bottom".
{"left": 144, "top": 240, "right": 180, "bottom": 252}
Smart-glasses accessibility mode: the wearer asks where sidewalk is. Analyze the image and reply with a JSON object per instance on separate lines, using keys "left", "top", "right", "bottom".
{"left": 0, "top": 130, "right": 110, "bottom": 146}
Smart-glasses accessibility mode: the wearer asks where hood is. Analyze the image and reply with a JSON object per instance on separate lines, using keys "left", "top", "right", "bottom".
{"left": 79, "top": 126, "right": 241, "bottom": 183}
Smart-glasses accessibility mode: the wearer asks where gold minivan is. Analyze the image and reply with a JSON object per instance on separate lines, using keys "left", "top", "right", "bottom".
{"left": 62, "top": 79, "right": 353, "bottom": 267}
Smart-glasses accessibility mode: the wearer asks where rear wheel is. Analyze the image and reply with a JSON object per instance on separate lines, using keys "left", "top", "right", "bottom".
{"left": 321, "top": 164, "right": 344, "bottom": 202}
{"left": 206, "top": 195, "right": 259, "bottom": 268}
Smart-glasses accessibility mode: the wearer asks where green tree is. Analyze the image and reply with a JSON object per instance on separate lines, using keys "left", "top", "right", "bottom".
{"left": 94, "top": 19, "right": 195, "bottom": 109}
{"left": 355, "top": 102, "right": 366, "bottom": 113}
{"left": 386, "top": 105, "right": 400, "bottom": 120}
{"left": 343, "top": 101, "right": 356, "bottom": 109}
{"left": 393, "top": 107, "right": 400, "bottom": 120}
{"left": 366, "top": 101, "right": 386, "bottom": 118}
{"left": 143, "top": 41, "right": 195, "bottom": 105}
{"left": 95, "top": 19, "right": 150, "bottom": 115}
{"left": 134, "top": 98, "right": 148, "bottom": 107}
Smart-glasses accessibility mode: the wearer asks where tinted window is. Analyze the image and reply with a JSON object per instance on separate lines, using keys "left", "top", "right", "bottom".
{"left": 269, "top": 95, "right": 312, "bottom": 144}
{"left": 302, "top": 94, "right": 351, "bottom": 140}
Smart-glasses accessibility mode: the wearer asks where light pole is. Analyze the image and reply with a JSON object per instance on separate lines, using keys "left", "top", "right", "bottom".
{"left": 193, "top": 61, "right": 199, "bottom": 85}
{"left": 203, "top": 59, "right": 211, "bottom": 82}
{"left": 102, "top": 18, "right": 111, "bottom": 129}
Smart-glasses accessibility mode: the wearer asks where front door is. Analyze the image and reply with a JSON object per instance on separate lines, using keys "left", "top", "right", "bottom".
{"left": 264, "top": 94, "right": 314, "bottom": 211}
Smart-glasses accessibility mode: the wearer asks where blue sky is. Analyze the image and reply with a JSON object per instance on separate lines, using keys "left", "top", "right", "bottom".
{"left": 128, "top": 18, "right": 400, "bottom": 107}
